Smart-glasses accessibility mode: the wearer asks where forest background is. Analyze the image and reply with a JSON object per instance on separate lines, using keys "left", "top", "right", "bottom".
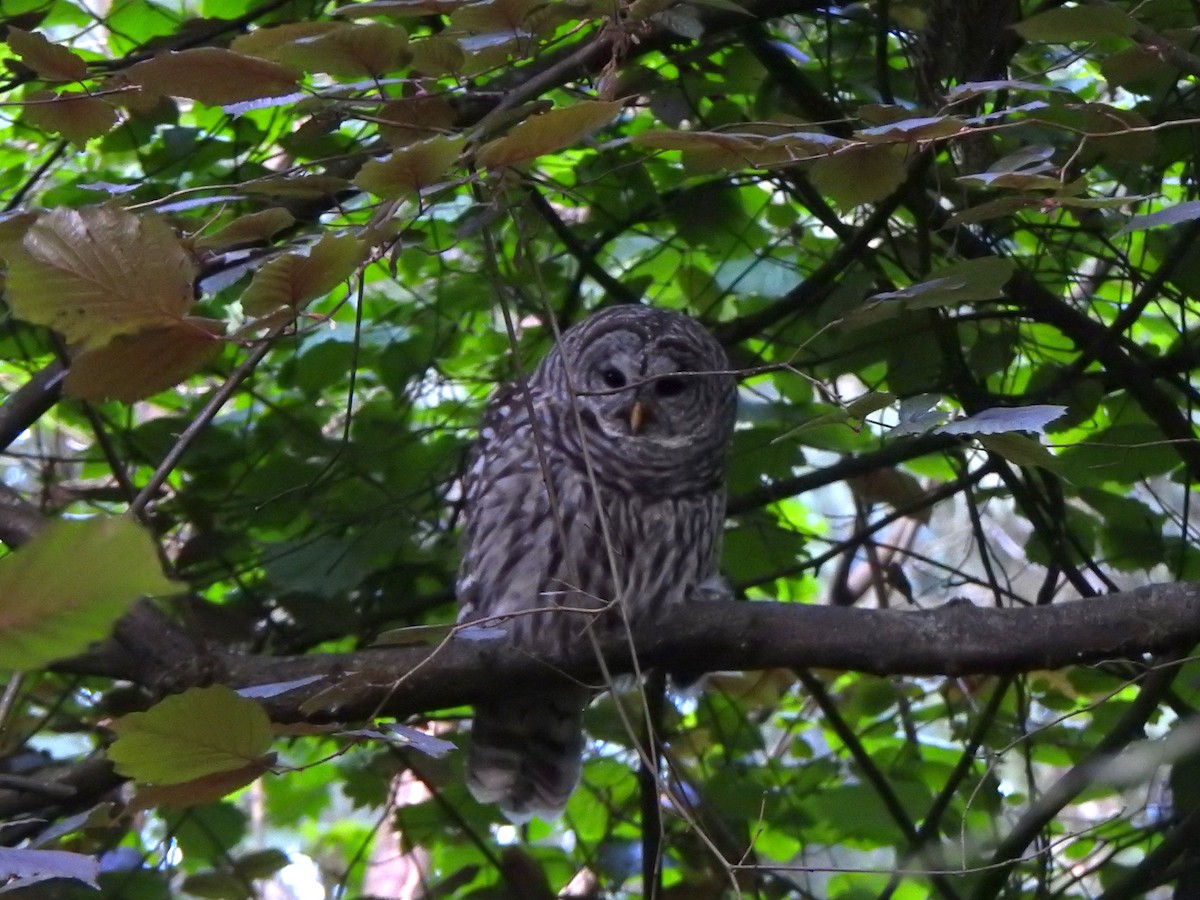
{"left": 1, "top": 0, "right": 1200, "bottom": 897}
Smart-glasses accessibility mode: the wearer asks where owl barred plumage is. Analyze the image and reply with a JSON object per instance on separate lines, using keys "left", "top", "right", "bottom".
{"left": 456, "top": 305, "right": 737, "bottom": 821}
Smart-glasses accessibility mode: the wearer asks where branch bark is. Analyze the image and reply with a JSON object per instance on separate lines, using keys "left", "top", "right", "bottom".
{"left": 66, "top": 581, "right": 1200, "bottom": 724}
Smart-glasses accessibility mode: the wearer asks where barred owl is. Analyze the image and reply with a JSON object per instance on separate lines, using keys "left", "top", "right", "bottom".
{"left": 456, "top": 304, "right": 737, "bottom": 822}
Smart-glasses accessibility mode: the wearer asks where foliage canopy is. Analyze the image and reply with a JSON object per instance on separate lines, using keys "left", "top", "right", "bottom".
{"left": 1, "top": 0, "right": 1200, "bottom": 897}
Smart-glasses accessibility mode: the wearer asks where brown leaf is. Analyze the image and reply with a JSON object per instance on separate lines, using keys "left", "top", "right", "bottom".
{"left": 240, "top": 233, "right": 366, "bottom": 317}
{"left": 476, "top": 100, "right": 622, "bottom": 168}
{"left": 126, "top": 49, "right": 300, "bottom": 106}
{"left": 231, "top": 21, "right": 343, "bottom": 61}
{"left": 5, "top": 206, "right": 197, "bottom": 349}
{"left": 355, "top": 135, "right": 464, "bottom": 198}
{"left": 129, "top": 758, "right": 273, "bottom": 810}
{"left": 21, "top": 89, "right": 118, "bottom": 147}
{"left": 64, "top": 317, "right": 225, "bottom": 402}
{"left": 6, "top": 28, "right": 87, "bottom": 81}
{"left": 276, "top": 23, "right": 410, "bottom": 77}
{"left": 194, "top": 208, "right": 296, "bottom": 252}
{"left": 376, "top": 96, "right": 457, "bottom": 147}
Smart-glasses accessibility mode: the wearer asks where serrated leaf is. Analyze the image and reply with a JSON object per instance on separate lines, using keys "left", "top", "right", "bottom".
{"left": 355, "top": 135, "right": 464, "bottom": 198}
{"left": 240, "top": 233, "right": 366, "bottom": 316}
{"left": 64, "top": 317, "right": 225, "bottom": 402}
{"left": 1014, "top": 5, "right": 1135, "bottom": 42}
{"left": 937, "top": 404, "right": 1066, "bottom": 436}
{"left": 109, "top": 685, "right": 273, "bottom": 785}
{"left": 277, "top": 22, "right": 409, "bottom": 76}
{"left": 1117, "top": 200, "right": 1200, "bottom": 235}
{"left": 126, "top": 49, "right": 300, "bottom": 106}
{"left": 195, "top": 208, "right": 296, "bottom": 252}
{"left": 0, "top": 518, "right": 177, "bottom": 671}
{"left": 476, "top": 100, "right": 622, "bottom": 168}
{"left": 4, "top": 206, "right": 197, "bottom": 350}
{"left": 6, "top": 28, "right": 87, "bottom": 81}
{"left": 20, "top": 89, "right": 118, "bottom": 147}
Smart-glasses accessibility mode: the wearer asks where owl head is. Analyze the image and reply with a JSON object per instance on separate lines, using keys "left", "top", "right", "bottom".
{"left": 538, "top": 305, "right": 737, "bottom": 489}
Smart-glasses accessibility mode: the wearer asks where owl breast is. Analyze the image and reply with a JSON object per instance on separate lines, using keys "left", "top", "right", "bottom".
{"left": 457, "top": 391, "right": 724, "bottom": 649}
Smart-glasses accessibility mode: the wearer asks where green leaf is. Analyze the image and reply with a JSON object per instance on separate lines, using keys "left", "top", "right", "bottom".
{"left": 0, "top": 518, "right": 177, "bottom": 671}
{"left": 1014, "top": 5, "right": 1136, "bottom": 42}
{"left": 108, "top": 685, "right": 273, "bottom": 785}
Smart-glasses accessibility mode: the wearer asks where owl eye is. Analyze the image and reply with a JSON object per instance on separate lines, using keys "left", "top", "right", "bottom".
{"left": 654, "top": 376, "right": 686, "bottom": 397}
{"left": 601, "top": 366, "right": 627, "bottom": 388}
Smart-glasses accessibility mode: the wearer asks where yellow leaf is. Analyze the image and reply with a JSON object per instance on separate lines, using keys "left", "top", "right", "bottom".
{"left": 476, "top": 100, "right": 622, "bottom": 168}
{"left": 355, "top": 135, "right": 464, "bottom": 198}
{"left": 240, "top": 234, "right": 366, "bottom": 317}
{"left": 6, "top": 28, "right": 87, "bottom": 81}
{"left": 64, "top": 317, "right": 225, "bottom": 403}
{"left": 5, "top": 206, "right": 197, "bottom": 349}
{"left": 108, "top": 686, "right": 273, "bottom": 785}
{"left": 0, "top": 518, "right": 177, "bottom": 671}
{"left": 126, "top": 49, "right": 300, "bottom": 106}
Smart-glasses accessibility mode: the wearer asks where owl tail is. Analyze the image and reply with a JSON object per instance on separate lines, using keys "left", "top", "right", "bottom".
{"left": 466, "top": 687, "right": 589, "bottom": 823}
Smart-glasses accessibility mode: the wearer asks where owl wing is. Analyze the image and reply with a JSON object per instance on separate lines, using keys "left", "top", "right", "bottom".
{"left": 456, "top": 382, "right": 592, "bottom": 821}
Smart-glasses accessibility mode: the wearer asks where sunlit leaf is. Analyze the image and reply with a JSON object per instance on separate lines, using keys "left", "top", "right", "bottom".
{"left": 0, "top": 518, "right": 177, "bottom": 671}
{"left": 109, "top": 685, "right": 273, "bottom": 785}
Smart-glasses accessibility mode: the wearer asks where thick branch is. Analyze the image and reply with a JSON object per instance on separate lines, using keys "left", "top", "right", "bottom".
{"left": 160, "top": 582, "right": 1200, "bottom": 724}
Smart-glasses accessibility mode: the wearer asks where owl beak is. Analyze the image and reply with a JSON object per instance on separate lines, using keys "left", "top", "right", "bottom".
{"left": 629, "top": 401, "right": 649, "bottom": 434}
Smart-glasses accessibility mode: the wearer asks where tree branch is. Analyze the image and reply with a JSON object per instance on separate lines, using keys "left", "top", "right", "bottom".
{"left": 64, "top": 582, "right": 1200, "bottom": 724}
